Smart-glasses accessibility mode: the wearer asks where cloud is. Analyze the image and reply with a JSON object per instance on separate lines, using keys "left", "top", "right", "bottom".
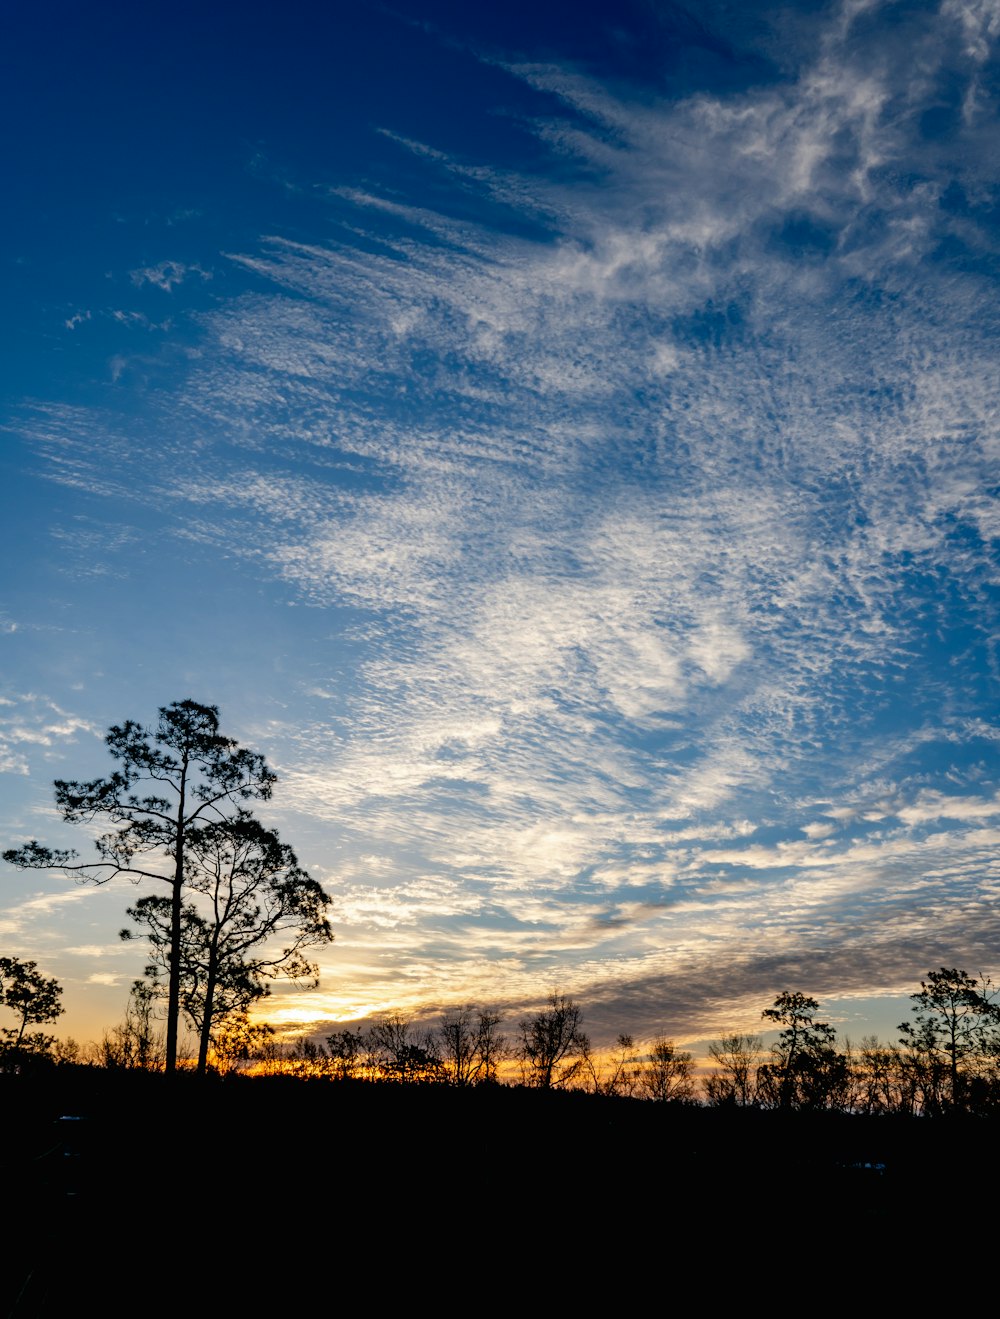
{"left": 110, "top": 309, "right": 172, "bottom": 330}
{"left": 896, "top": 789, "right": 1000, "bottom": 826}
{"left": 13, "top": 0, "right": 1000, "bottom": 1042}
{"left": 0, "top": 885, "right": 102, "bottom": 938}
{"left": 129, "top": 261, "right": 211, "bottom": 291}
{"left": 0, "top": 695, "right": 98, "bottom": 777}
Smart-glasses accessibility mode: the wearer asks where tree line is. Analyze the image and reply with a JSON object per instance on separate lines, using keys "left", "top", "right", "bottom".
{"left": 236, "top": 974, "right": 1000, "bottom": 1115}
{"left": 5, "top": 698, "right": 1000, "bottom": 1114}
{"left": 7, "top": 956, "right": 1000, "bottom": 1116}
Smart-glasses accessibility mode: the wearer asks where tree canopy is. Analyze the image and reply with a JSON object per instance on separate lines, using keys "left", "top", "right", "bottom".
{"left": 759, "top": 991, "right": 847, "bottom": 1110}
{"left": 0, "top": 956, "right": 64, "bottom": 1060}
{"left": 898, "top": 967, "right": 1000, "bottom": 1112}
{"left": 517, "top": 992, "right": 589, "bottom": 1089}
{"left": 122, "top": 811, "right": 332, "bottom": 1074}
{"left": 3, "top": 699, "right": 304, "bottom": 1072}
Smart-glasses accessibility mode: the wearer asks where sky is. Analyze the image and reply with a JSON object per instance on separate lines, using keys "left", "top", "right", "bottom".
{"left": 2, "top": 0, "right": 999, "bottom": 1058}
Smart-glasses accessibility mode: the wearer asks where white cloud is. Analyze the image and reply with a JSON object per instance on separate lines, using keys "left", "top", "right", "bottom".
{"left": 0, "top": 695, "right": 98, "bottom": 777}
{"left": 13, "top": 0, "right": 1000, "bottom": 1041}
{"left": 129, "top": 260, "right": 211, "bottom": 291}
{"left": 897, "top": 789, "right": 1000, "bottom": 826}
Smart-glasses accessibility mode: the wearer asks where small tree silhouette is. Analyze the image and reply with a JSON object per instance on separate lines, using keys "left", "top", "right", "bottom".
{"left": 759, "top": 992, "right": 847, "bottom": 1110}
{"left": 517, "top": 992, "right": 589, "bottom": 1089}
{"left": 0, "top": 956, "right": 64, "bottom": 1060}
{"left": 637, "top": 1037, "right": 696, "bottom": 1102}
{"left": 898, "top": 968, "right": 1000, "bottom": 1112}
{"left": 367, "top": 1012, "right": 443, "bottom": 1082}
{"left": 438, "top": 1007, "right": 508, "bottom": 1085}
{"left": 704, "top": 1032, "right": 762, "bottom": 1107}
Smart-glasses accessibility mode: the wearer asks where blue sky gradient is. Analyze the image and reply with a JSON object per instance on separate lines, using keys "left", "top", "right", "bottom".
{"left": 3, "top": 0, "right": 999, "bottom": 1052}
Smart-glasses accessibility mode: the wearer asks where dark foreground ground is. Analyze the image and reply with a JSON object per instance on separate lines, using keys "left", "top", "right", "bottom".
{"left": 5, "top": 1069, "right": 994, "bottom": 1313}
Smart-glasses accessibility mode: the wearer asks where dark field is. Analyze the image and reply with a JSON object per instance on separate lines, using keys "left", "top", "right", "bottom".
{"left": 6, "top": 1069, "right": 994, "bottom": 1312}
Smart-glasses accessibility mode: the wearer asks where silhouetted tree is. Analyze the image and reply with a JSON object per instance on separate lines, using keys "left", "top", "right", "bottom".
{"left": 285, "top": 1035, "right": 329, "bottom": 1077}
{"left": 0, "top": 956, "right": 64, "bottom": 1059}
{"left": 517, "top": 993, "right": 589, "bottom": 1089}
{"left": 703, "top": 1032, "right": 762, "bottom": 1107}
{"left": 4, "top": 699, "right": 277, "bottom": 1072}
{"left": 474, "top": 1009, "right": 508, "bottom": 1085}
{"left": 438, "top": 1007, "right": 479, "bottom": 1086}
{"left": 52, "top": 1037, "right": 83, "bottom": 1066}
{"left": 637, "top": 1037, "right": 696, "bottom": 1103}
{"left": 326, "top": 1027, "right": 367, "bottom": 1080}
{"left": 97, "top": 978, "right": 164, "bottom": 1069}
{"left": 367, "top": 1012, "right": 443, "bottom": 1082}
{"left": 212, "top": 1013, "right": 280, "bottom": 1075}
{"left": 120, "top": 812, "right": 332, "bottom": 1074}
{"left": 850, "top": 1035, "right": 917, "bottom": 1115}
{"left": 898, "top": 967, "right": 1000, "bottom": 1112}
{"left": 438, "top": 1007, "right": 508, "bottom": 1085}
{"left": 581, "top": 1033, "right": 639, "bottom": 1097}
{"left": 759, "top": 992, "right": 848, "bottom": 1110}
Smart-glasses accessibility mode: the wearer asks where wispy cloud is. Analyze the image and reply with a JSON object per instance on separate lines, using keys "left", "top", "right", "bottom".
{"left": 129, "top": 260, "right": 211, "bottom": 291}
{"left": 0, "top": 694, "right": 98, "bottom": 777}
{"left": 12, "top": 0, "right": 1000, "bottom": 1041}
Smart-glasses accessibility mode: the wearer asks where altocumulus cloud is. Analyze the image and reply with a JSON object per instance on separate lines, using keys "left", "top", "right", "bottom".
{"left": 13, "top": 0, "right": 1000, "bottom": 1044}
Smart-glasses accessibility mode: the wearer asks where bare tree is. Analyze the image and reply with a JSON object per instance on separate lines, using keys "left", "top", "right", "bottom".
{"left": 212, "top": 1012, "right": 280, "bottom": 1075}
{"left": 367, "top": 1012, "right": 443, "bottom": 1082}
{"left": 637, "top": 1037, "right": 696, "bottom": 1103}
{"left": 846, "top": 1036, "right": 914, "bottom": 1115}
{"left": 326, "top": 1027, "right": 367, "bottom": 1080}
{"left": 473, "top": 1009, "right": 507, "bottom": 1085}
{"left": 703, "top": 1032, "right": 762, "bottom": 1107}
{"left": 438, "top": 1007, "right": 508, "bottom": 1085}
{"left": 97, "top": 978, "right": 164, "bottom": 1070}
{"left": 284, "top": 1035, "right": 330, "bottom": 1077}
{"left": 438, "top": 1007, "right": 478, "bottom": 1086}
{"left": 581, "top": 1034, "right": 639, "bottom": 1097}
{"left": 517, "top": 993, "right": 589, "bottom": 1089}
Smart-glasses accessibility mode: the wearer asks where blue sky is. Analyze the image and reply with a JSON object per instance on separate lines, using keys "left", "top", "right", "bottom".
{"left": 2, "top": 0, "right": 999, "bottom": 1054}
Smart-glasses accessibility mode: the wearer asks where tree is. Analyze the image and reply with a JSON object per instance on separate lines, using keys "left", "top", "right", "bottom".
{"left": 0, "top": 956, "right": 64, "bottom": 1060}
{"left": 4, "top": 699, "right": 276, "bottom": 1073}
{"left": 637, "top": 1037, "right": 696, "bottom": 1103}
{"left": 581, "top": 1033, "right": 639, "bottom": 1097}
{"left": 851, "top": 1035, "right": 916, "bottom": 1116}
{"left": 97, "top": 978, "right": 164, "bottom": 1070}
{"left": 438, "top": 1007, "right": 508, "bottom": 1086}
{"left": 759, "top": 992, "right": 848, "bottom": 1110}
{"left": 704, "top": 1032, "right": 762, "bottom": 1107}
{"left": 325, "top": 1027, "right": 368, "bottom": 1080}
{"left": 473, "top": 1008, "right": 508, "bottom": 1086}
{"left": 212, "top": 1013, "right": 281, "bottom": 1075}
{"left": 517, "top": 992, "right": 589, "bottom": 1089}
{"left": 366, "top": 1011, "right": 443, "bottom": 1082}
{"left": 121, "top": 812, "right": 332, "bottom": 1074}
{"left": 898, "top": 967, "right": 1000, "bottom": 1112}
{"left": 438, "top": 1007, "right": 479, "bottom": 1086}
